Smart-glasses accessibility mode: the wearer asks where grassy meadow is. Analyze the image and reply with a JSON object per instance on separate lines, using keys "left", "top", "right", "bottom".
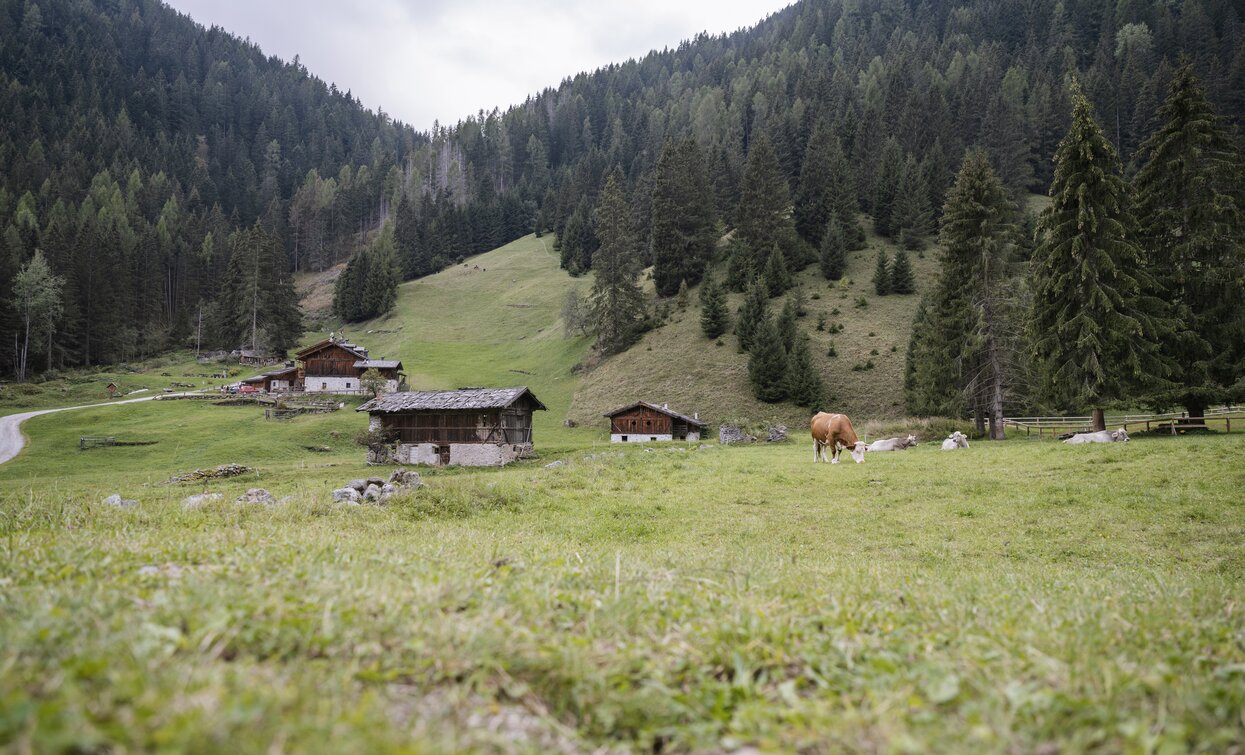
{"left": 2, "top": 431, "right": 1244, "bottom": 752}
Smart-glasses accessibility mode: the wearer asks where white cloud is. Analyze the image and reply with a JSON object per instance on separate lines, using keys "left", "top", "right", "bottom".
{"left": 162, "top": 0, "right": 793, "bottom": 130}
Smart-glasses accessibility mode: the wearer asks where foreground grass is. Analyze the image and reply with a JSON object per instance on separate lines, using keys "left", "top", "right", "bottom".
{"left": 2, "top": 433, "right": 1243, "bottom": 752}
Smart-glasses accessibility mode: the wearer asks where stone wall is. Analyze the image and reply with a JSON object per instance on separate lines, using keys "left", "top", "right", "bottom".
{"left": 610, "top": 433, "right": 674, "bottom": 443}
{"left": 305, "top": 376, "right": 359, "bottom": 393}
{"left": 393, "top": 442, "right": 533, "bottom": 467}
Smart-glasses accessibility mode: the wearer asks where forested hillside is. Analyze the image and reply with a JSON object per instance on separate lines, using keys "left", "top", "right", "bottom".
{"left": 3, "top": 0, "right": 1244, "bottom": 381}
{"left": 0, "top": 0, "right": 423, "bottom": 370}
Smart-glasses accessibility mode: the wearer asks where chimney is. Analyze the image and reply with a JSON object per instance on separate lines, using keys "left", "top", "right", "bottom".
{"left": 694, "top": 412, "right": 699, "bottom": 420}
{"left": 662, "top": 403, "right": 668, "bottom": 410}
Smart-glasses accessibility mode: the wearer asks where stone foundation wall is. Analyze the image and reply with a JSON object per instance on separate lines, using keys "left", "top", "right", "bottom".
{"left": 611, "top": 433, "right": 674, "bottom": 443}
{"left": 394, "top": 442, "right": 533, "bottom": 467}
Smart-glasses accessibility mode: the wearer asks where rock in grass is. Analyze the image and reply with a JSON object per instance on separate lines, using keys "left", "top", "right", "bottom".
{"left": 767, "top": 425, "right": 789, "bottom": 442}
{"left": 332, "top": 487, "right": 361, "bottom": 503}
{"left": 378, "top": 483, "right": 398, "bottom": 503}
{"left": 182, "top": 492, "right": 223, "bottom": 508}
{"left": 348, "top": 479, "right": 368, "bottom": 493}
{"left": 388, "top": 470, "right": 422, "bottom": 489}
{"left": 544, "top": 460, "right": 565, "bottom": 468}
{"left": 235, "top": 488, "right": 276, "bottom": 505}
{"left": 363, "top": 484, "right": 382, "bottom": 502}
{"left": 103, "top": 493, "right": 138, "bottom": 508}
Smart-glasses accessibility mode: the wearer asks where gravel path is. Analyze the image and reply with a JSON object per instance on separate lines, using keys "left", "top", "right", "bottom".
{"left": 0, "top": 395, "right": 164, "bottom": 466}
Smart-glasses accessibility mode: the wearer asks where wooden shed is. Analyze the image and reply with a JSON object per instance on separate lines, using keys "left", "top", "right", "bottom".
{"left": 357, "top": 387, "right": 546, "bottom": 466}
{"left": 240, "top": 365, "right": 299, "bottom": 393}
{"left": 294, "top": 338, "right": 369, "bottom": 393}
{"left": 604, "top": 402, "right": 707, "bottom": 443}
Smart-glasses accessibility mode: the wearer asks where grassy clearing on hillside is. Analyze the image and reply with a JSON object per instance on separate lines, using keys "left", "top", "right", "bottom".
{"left": 572, "top": 229, "right": 937, "bottom": 428}
{"left": 303, "top": 234, "right": 596, "bottom": 446}
{"left": 2, "top": 433, "right": 1243, "bottom": 752}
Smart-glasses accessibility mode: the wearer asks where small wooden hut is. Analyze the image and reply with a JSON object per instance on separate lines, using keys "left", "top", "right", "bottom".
{"left": 604, "top": 402, "right": 707, "bottom": 443}
{"left": 358, "top": 387, "right": 546, "bottom": 466}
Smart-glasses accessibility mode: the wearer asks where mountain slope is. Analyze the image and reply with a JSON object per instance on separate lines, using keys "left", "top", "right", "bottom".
{"left": 569, "top": 231, "right": 937, "bottom": 430}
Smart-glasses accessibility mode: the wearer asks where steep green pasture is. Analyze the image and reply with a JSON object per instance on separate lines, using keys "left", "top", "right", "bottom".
{"left": 307, "top": 233, "right": 595, "bottom": 445}
{"left": 571, "top": 230, "right": 938, "bottom": 428}
{"left": 3, "top": 433, "right": 1243, "bottom": 752}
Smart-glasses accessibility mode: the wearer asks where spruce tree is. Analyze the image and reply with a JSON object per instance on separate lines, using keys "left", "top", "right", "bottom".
{"left": 794, "top": 119, "right": 838, "bottom": 246}
{"left": 764, "top": 243, "right": 792, "bottom": 297}
{"left": 588, "top": 176, "right": 646, "bottom": 354}
{"left": 819, "top": 215, "right": 847, "bottom": 281}
{"left": 784, "top": 335, "right": 824, "bottom": 409}
{"left": 651, "top": 139, "right": 717, "bottom": 296}
{"left": 873, "top": 251, "right": 891, "bottom": 295}
{"left": 872, "top": 139, "right": 904, "bottom": 238}
{"left": 776, "top": 296, "right": 798, "bottom": 353}
{"left": 734, "top": 278, "right": 769, "bottom": 352}
{"left": 362, "top": 227, "right": 400, "bottom": 319}
{"left": 724, "top": 236, "right": 755, "bottom": 292}
{"left": 1030, "top": 82, "right": 1170, "bottom": 431}
{"left": 1133, "top": 62, "right": 1245, "bottom": 419}
{"left": 922, "top": 150, "right": 1018, "bottom": 437}
{"left": 893, "top": 156, "right": 933, "bottom": 250}
{"left": 747, "top": 316, "right": 789, "bottom": 403}
{"left": 889, "top": 248, "right": 915, "bottom": 295}
{"left": 699, "top": 275, "right": 730, "bottom": 339}
{"left": 738, "top": 133, "right": 805, "bottom": 268}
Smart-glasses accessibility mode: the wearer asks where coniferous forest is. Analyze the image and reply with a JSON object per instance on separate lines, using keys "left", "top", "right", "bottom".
{"left": 2, "top": 0, "right": 1244, "bottom": 423}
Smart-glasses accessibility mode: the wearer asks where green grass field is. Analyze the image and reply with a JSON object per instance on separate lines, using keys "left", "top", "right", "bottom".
{"left": 2, "top": 433, "right": 1243, "bottom": 752}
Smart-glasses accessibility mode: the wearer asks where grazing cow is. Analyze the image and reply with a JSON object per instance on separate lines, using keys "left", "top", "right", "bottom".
{"left": 940, "top": 431, "right": 970, "bottom": 450}
{"left": 810, "top": 412, "right": 867, "bottom": 464}
{"left": 867, "top": 434, "right": 918, "bottom": 452}
{"left": 1063, "top": 428, "right": 1130, "bottom": 444}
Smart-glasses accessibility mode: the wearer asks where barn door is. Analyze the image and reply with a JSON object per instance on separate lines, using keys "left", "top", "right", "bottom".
{"left": 437, "top": 445, "right": 450, "bottom": 465}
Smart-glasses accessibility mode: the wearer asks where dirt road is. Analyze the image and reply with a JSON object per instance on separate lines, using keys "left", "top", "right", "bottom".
{"left": 0, "top": 395, "right": 163, "bottom": 466}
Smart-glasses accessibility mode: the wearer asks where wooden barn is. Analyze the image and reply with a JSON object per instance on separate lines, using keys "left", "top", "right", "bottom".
{"left": 605, "top": 402, "right": 707, "bottom": 443}
{"left": 358, "top": 387, "right": 546, "bottom": 466}
{"left": 239, "top": 365, "right": 299, "bottom": 393}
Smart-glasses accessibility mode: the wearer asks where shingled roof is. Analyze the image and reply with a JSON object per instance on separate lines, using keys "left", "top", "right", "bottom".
{"left": 354, "top": 359, "right": 403, "bottom": 370}
{"left": 357, "top": 387, "right": 546, "bottom": 413}
{"left": 603, "top": 401, "right": 707, "bottom": 427}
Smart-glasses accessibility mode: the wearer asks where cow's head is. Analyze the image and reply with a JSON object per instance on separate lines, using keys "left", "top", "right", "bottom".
{"left": 904, "top": 434, "right": 918, "bottom": 447}
{"left": 849, "top": 441, "right": 866, "bottom": 463}
{"left": 1112, "top": 428, "right": 1131, "bottom": 442}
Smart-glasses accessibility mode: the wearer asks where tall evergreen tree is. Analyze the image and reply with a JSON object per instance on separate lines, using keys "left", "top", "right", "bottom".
{"left": 764, "top": 244, "right": 792, "bottom": 297}
{"left": 819, "top": 215, "right": 847, "bottom": 281}
{"left": 699, "top": 275, "right": 730, "bottom": 339}
{"left": 734, "top": 278, "right": 769, "bottom": 352}
{"left": 216, "top": 224, "right": 302, "bottom": 353}
{"left": 738, "top": 134, "right": 806, "bottom": 269}
{"left": 651, "top": 139, "right": 717, "bottom": 296}
{"left": 747, "top": 317, "right": 789, "bottom": 403}
{"left": 588, "top": 176, "right": 646, "bottom": 354}
{"left": 1030, "top": 82, "right": 1170, "bottom": 431}
{"left": 893, "top": 156, "right": 934, "bottom": 250}
{"left": 776, "top": 296, "right": 799, "bottom": 353}
{"left": 794, "top": 119, "right": 838, "bottom": 246}
{"left": 890, "top": 248, "right": 916, "bottom": 295}
{"left": 784, "top": 334, "right": 824, "bottom": 409}
{"left": 873, "top": 251, "right": 891, "bottom": 295}
{"left": 1133, "top": 62, "right": 1245, "bottom": 419}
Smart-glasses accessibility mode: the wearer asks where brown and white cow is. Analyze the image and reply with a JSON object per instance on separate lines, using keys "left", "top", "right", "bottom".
{"left": 810, "top": 412, "right": 867, "bottom": 464}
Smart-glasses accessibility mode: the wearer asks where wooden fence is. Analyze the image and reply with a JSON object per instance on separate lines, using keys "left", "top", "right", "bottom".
{"left": 1003, "top": 407, "right": 1243, "bottom": 437}
{"left": 79, "top": 436, "right": 159, "bottom": 449}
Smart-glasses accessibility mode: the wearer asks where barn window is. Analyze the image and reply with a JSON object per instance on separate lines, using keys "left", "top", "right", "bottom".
{"left": 621, "top": 435, "right": 628, "bottom": 442}
{"left": 346, "top": 382, "right": 352, "bottom": 388}
{"left": 650, "top": 436, "right": 657, "bottom": 441}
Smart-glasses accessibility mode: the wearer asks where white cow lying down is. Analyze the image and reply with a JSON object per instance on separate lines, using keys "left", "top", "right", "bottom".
{"left": 867, "top": 434, "right": 917, "bottom": 452}
{"left": 941, "top": 431, "right": 969, "bottom": 450}
{"left": 1063, "top": 428, "right": 1131, "bottom": 444}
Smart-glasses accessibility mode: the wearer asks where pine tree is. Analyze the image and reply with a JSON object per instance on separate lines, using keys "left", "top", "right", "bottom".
{"left": 699, "top": 275, "right": 730, "bottom": 339}
{"left": 872, "top": 139, "right": 904, "bottom": 238}
{"left": 776, "top": 296, "right": 799, "bottom": 353}
{"left": 784, "top": 335, "right": 824, "bottom": 408}
{"left": 1030, "top": 82, "right": 1170, "bottom": 431}
{"left": 893, "top": 156, "right": 933, "bottom": 250}
{"left": 747, "top": 317, "right": 789, "bottom": 403}
{"left": 588, "top": 176, "right": 646, "bottom": 354}
{"left": 794, "top": 119, "right": 838, "bottom": 246}
{"left": 890, "top": 248, "right": 915, "bottom": 294}
{"left": 734, "top": 278, "right": 769, "bottom": 352}
{"left": 362, "top": 225, "right": 400, "bottom": 319}
{"left": 873, "top": 251, "right": 891, "bottom": 295}
{"left": 764, "top": 244, "right": 792, "bottom": 297}
{"left": 738, "top": 133, "right": 806, "bottom": 269}
{"left": 651, "top": 139, "right": 718, "bottom": 296}
{"left": 724, "top": 236, "right": 755, "bottom": 292}
{"left": 1133, "top": 61, "right": 1245, "bottom": 419}
{"left": 819, "top": 215, "right": 847, "bottom": 281}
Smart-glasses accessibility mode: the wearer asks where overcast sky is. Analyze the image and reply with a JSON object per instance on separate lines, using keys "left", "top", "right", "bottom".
{"left": 163, "top": 0, "right": 794, "bottom": 132}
